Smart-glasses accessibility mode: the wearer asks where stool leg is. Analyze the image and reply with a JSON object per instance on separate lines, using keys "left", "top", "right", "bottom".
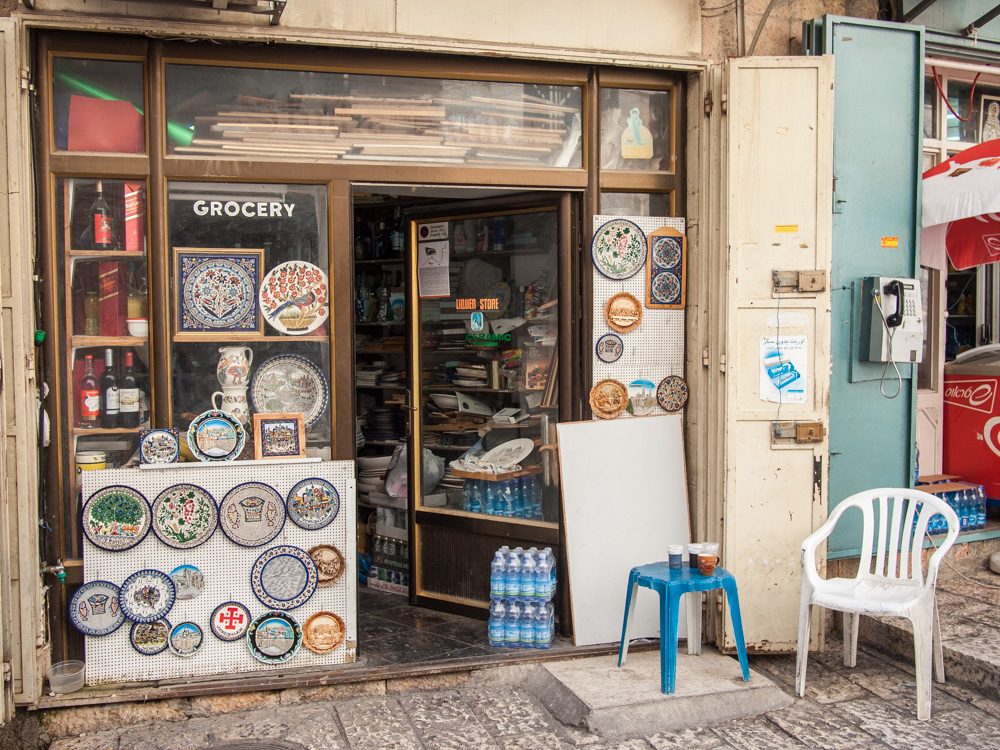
{"left": 723, "top": 579, "right": 751, "bottom": 682}
{"left": 662, "top": 587, "right": 682, "bottom": 694}
{"left": 618, "top": 569, "right": 640, "bottom": 668}
{"left": 686, "top": 591, "right": 702, "bottom": 656}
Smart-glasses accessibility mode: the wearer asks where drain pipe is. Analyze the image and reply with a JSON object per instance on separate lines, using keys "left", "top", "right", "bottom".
{"left": 736, "top": 0, "right": 746, "bottom": 57}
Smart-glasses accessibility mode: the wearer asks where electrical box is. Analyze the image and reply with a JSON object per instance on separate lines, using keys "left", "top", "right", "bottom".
{"left": 859, "top": 275, "right": 924, "bottom": 363}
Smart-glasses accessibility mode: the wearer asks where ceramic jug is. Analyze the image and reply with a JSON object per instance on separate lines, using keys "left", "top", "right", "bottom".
{"left": 212, "top": 387, "right": 250, "bottom": 425}
{"left": 217, "top": 346, "right": 253, "bottom": 387}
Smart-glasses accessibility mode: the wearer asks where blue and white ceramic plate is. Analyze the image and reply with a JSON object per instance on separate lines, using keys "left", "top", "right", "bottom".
{"left": 595, "top": 333, "right": 624, "bottom": 364}
{"left": 651, "top": 270, "right": 681, "bottom": 305}
{"left": 129, "top": 618, "right": 170, "bottom": 656}
{"left": 187, "top": 409, "right": 246, "bottom": 462}
{"left": 591, "top": 218, "right": 646, "bottom": 280}
{"left": 178, "top": 252, "right": 261, "bottom": 333}
{"left": 251, "top": 545, "right": 318, "bottom": 611}
{"left": 210, "top": 601, "right": 252, "bottom": 642}
{"left": 247, "top": 610, "right": 302, "bottom": 665}
{"left": 168, "top": 621, "right": 204, "bottom": 658}
{"left": 118, "top": 569, "right": 176, "bottom": 623}
{"left": 651, "top": 235, "right": 683, "bottom": 270}
{"left": 69, "top": 580, "right": 125, "bottom": 637}
{"left": 219, "top": 482, "right": 286, "bottom": 547}
{"left": 139, "top": 428, "right": 180, "bottom": 465}
{"left": 249, "top": 354, "right": 329, "bottom": 429}
{"left": 286, "top": 478, "right": 339, "bottom": 531}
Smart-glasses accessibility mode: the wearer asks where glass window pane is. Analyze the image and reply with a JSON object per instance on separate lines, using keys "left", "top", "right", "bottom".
{"left": 600, "top": 88, "right": 672, "bottom": 171}
{"left": 946, "top": 79, "right": 1000, "bottom": 143}
{"left": 165, "top": 65, "right": 582, "bottom": 168}
{"left": 600, "top": 192, "right": 671, "bottom": 216}
{"left": 924, "top": 76, "right": 938, "bottom": 139}
{"left": 52, "top": 58, "right": 145, "bottom": 153}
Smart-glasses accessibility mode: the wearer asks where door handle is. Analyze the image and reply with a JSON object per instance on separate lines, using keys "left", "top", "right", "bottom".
{"left": 401, "top": 388, "right": 417, "bottom": 412}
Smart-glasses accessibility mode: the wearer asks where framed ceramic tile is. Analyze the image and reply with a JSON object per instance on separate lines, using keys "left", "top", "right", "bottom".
{"left": 253, "top": 412, "right": 306, "bottom": 460}
{"left": 174, "top": 248, "right": 264, "bottom": 334}
{"left": 645, "top": 226, "right": 686, "bottom": 309}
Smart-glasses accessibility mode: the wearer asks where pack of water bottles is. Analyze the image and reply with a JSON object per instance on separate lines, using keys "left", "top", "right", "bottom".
{"left": 487, "top": 546, "right": 556, "bottom": 649}
{"left": 923, "top": 484, "right": 988, "bottom": 533}
{"left": 463, "top": 476, "right": 544, "bottom": 520}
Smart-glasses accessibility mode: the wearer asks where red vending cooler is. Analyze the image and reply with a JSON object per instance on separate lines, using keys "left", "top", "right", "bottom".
{"left": 944, "top": 345, "right": 1000, "bottom": 500}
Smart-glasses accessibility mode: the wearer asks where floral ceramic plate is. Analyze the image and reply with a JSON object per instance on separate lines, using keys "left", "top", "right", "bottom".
{"left": 250, "top": 354, "right": 329, "bottom": 429}
{"left": 178, "top": 253, "right": 260, "bottom": 333}
{"left": 286, "top": 478, "right": 340, "bottom": 531}
{"left": 168, "top": 622, "right": 204, "bottom": 658}
{"left": 170, "top": 564, "right": 205, "bottom": 601}
{"left": 592, "top": 218, "right": 646, "bottom": 280}
{"left": 69, "top": 580, "right": 125, "bottom": 636}
{"left": 302, "top": 611, "right": 346, "bottom": 655}
{"left": 118, "top": 569, "right": 176, "bottom": 623}
{"left": 656, "top": 375, "right": 689, "bottom": 412}
{"left": 605, "top": 292, "right": 643, "bottom": 334}
{"left": 219, "top": 482, "right": 286, "bottom": 547}
{"left": 589, "top": 379, "right": 629, "bottom": 420}
{"left": 251, "top": 545, "right": 319, "bottom": 611}
{"left": 81, "top": 485, "right": 151, "bottom": 552}
{"left": 651, "top": 271, "right": 681, "bottom": 305}
{"left": 130, "top": 618, "right": 170, "bottom": 655}
{"left": 210, "top": 601, "right": 252, "bottom": 642}
{"left": 187, "top": 409, "right": 246, "bottom": 462}
{"left": 259, "top": 261, "right": 330, "bottom": 336}
{"left": 595, "top": 332, "right": 624, "bottom": 363}
{"left": 151, "top": 484, "right": 218, "bottom": 550}
{"left": 480, "top": 438, "right": 534, "bottom": 468}
{"left": 247, "top": 610, "right": 302, "bottom": 665}
{"left": 309, "top": 544, "right": 346, "bottom": 587}
{"left": 651, "top": 235, "right": 683, "bottom": 269}
{"left": 139, "top": 428, "right": 180, "bottom": 465}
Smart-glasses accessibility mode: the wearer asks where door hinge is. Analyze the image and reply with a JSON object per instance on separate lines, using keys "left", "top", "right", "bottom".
{"left": 19, "top": 68, "right": 34, "bottom": 93}
{"left": 702, "top": 346, "right": 710, "bottom": 368}
{"left": 719, "top": 353, "right": 727, "bottom": 373}
{"left": 720, "top": 93, "right": 728, "bottom": 114}
{"left": 704, "top": 90, "right": 713, "bottom": 117}
{"left": 1, "top": 662, "right": 10, "bottom": 682}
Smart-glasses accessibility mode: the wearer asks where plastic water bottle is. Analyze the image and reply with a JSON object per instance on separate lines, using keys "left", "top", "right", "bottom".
{"left": 505, "top": 599, "right": 521, "bottom": 646}
{"left": 535, "top": 601, "right": 553, "bottom": 649}
{"left": 535, "top": 548, "right": 553, "bottom": 600}
{"left": 978, "top": 487, "right": 988, "bottom": 529}
{"left": 512, "top": 478, "right": 526, "bottom": 518}
{"left": 525, "top": 476, "right": 542, "bottom": 520}
{"left": 520, "top": 600, "right": 536, "bottom": 648}
{"left": 505, "top": 548, "right": 522, "bottom": 598}
{"left": 485, "top": 482, "right": 499, "bottom": 516}
{"left": 545, "top": 547, "right": 557, "bottom": 599}
{"left": 521, "top": 548, "right": 537, "bottom": 598}
{"left": 501, "top": 480, "right": 516, "bottom": 517}
{"left": 488, "top": 599, "right": 506, "bottom": 647}
{"left": 490, "top": 548, "right": 508, "bottom": 599}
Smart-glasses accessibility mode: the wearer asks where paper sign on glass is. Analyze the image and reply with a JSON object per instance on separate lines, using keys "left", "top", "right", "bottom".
{"left": 418, "top": 240, "right": 451, "bottom": 298}
{"left": 759, "top": 335, "right": 808, "bottom": 404}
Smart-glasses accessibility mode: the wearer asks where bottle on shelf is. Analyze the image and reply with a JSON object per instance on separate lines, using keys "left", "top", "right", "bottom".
{"left": 127, "top": 262, "right": 147, "bottom": 319}
{"left": 91, "top": 180, "right": 114, "bottom": 250}
{"left": 376, "top": 275, "right": 390, "bottom": 322}
{"left": 390, "top": 207, "right": 404, "bottom": 257}
{"left": 99, "top": 348, "right": 119, "bottom": 428}
{"left": 79, "top": 354, "right": 100, "bottom": 426}
{"left": 83, "top": 291, "right": 100, "bottom": 336}
{"left": 119, "top": 350, "right": 141, "bottom": 428}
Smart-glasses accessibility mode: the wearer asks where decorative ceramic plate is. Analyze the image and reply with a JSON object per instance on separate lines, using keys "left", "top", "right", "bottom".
{"left": 219, "top": 482, "right": 286, "bottom": 547}
{"left": 651, "top": 271, "right": 682, "bottom": 305}
{"left": 651, "top": 235, "right": 683, "bottom": 269}
{"left": 152, "top": 484, "right": 218, "bottom": 550}
{"left": 627, "top": 379, "right": 658, "bottom": 416}
{"left": 210, "top": 601, "right": 252, "bottom": 642}
{"left": 118, "top": 569, "right": 176, "bottom": 623}
{"left": 139, "top": 428, "right": 180, "bottom": 465}
{"left": 251, "top": 545, "right": 319, "bottom": 611}
{"left": 302, "top": 611, "right": 346, "bottom": 655}
{"left": 81, "top": 485, "right": 151, "bottom": 552}
{"left": 168, "top": 622, "right": 204, "bottom": 658}
{"left": 605, "top": 292, "right": 643, "bottom": 334}
{"left": 483, "top": 281, "right": 512, "bottom": 320}
{"left": 249, "top": 355, "right": 329, "bottom": 429}
{"left": 259, "top": 261, "right": 330, "bottom": 336}
{"left": 247, "top": 611, "right": 302, "bottom": 665}
{"left": 69, "top": 580, "right": 124, "bottom": 636}
{"left": 178, "top": 252, "right": 261, "bottom": 333}
{"left": 187, "top": 409, "right": 247, "bottom": 462}
{"left": 591, "top": 218, "right": 646, "bottom": 280}
{"left": 595, "top": 333, "right": 624, "bottom": 364}
{"left": 656, "top": 375, "right": 689, "bottom": 412}
{"left": 480, "top": 438, "right": 534, "bottom": 468}
{"left": 309, "top": 544, "right": 346, "bottom": 587}
{"left": 129, "top": 618, "right": 170, "bottom": 656}
{"left": 286, "top": 478, "right": 340, "bottom": 531}
{"left": 170, "top": 564, "right": 205, "bottom": 601}
{"left": 589, "top": 379, "right": 629, "bottom": 420}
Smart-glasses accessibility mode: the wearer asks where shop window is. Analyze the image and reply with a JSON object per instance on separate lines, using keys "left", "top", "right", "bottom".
{"left": 918, "top": 265, "right": 939, "bottom": 390}
{"left": 52, "top": 58, "right": 145, "bottom": 153}
{"left": 599, "top": 88, "right": 672, "bottom": 171}
{"left": 924, "top": 76, "right": 938, "bottom": 140}
{"left": 946, "top": 79, "right": 1000, "bottom": 144}
{"left": 165, "top": 65, "right": 583, "bottom": 169}
{"left": 600, "top": 192, "right": 671, "bottom": 216}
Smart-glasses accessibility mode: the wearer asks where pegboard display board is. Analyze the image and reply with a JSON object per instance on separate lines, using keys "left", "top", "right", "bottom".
{"left": 80, "top": 460, "right": 356, "bottom": 685}
{"left": 592, "top": 215, "right": 686, "bottom": 414}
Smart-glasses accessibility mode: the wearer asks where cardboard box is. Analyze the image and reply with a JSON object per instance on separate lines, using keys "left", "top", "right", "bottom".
{"left": 124, "top": 182, "right": 145, "bottom": 253}
{"left": 98, "top": 261, "right": 127, "bottom": 336}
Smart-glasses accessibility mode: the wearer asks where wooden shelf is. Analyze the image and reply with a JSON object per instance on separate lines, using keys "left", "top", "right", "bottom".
{"left": 364, "top": 439, "right": 403, "bottom": 446}
{"left": 173, "top": 334, "right": 328, "bottom": 343}
{"left": 449, "top": 465, "right": 543, "bottom": 482}
{"left": 356, "top": 384, "right": 406, "bottom": 391}
{"left": 450, "top": 248, "right": 549, "bottom": 261}
{"left": 69, "top": 250, "right": 146, "bottom": 259}
{"left": 73, "top": 426, "right": 146, "bottom": 436}
{"left": 355, "top": 258, "right": 405, "bottom": 266}
{"left": 355, "top": 320, "right": 406, "bottom": 327}
{"left": 72, "top": 336, "right": 148, "bottom": 347}
{"left": 424, "top": 384, "right": 516, "bottom": 394}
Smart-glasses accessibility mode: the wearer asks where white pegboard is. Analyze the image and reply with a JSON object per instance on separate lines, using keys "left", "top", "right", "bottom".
{"left": 592, "top": 215, "right": 686, "bottom": 413}
{"left": 80, "top": 460, "right": 356, "bottom": 685}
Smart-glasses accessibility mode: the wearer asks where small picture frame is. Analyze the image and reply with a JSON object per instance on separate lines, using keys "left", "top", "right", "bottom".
{"left": 981, "top": 94, "right": 1000, "bottom": 143}
{"left": 253, "top": 413, "right": 306, "bottom": 460}
{"left": 174, "top": 248, "right": 264, "bottom": 336}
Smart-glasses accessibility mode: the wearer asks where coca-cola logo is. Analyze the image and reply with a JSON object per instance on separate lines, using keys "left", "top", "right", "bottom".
{"left": 944, "top": 378, "right": 996, "bottom": 414}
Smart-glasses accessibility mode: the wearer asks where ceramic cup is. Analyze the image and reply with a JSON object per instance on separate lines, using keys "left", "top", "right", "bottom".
{"left": 216, "top": 346, "right": 253, "bottom": 388}
{"left": 698, "top": 553, "right": 719, "bottom": 576}
{"left": 75, "top": 451, "right": 106, "bottom": 475}
{"left": 667, "top": 544, "right": 684, "bottom": 568}
{"left": 688, "top": 543, "right": 703, "bottom": 569}
{"left": 211, "top": 387, "right": 250, "bottom": 425}
{"left": 126, "top": 318, "right": 148, "bottom": 338}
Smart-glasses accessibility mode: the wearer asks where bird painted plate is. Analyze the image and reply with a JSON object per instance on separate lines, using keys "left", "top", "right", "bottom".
{"left": 251, "top": 545, "right": 319, "bottom": 611}
{"left": 186, "top": 409, "right": 246, "bottom": 462}
{"left": 250, "top": 354, "right": 329, "bottom": 429}
{"left": 286, "top": 478, "right": 340, "bottom": 531}
{"left": 259, "top": 261, "right": 329, "bottom": 336}
{"left": 168, "top": 622, "right": 204, "bottom": 658}
{"left": 139, "top": 428, "right": 180, "bottom": 465}
{"left": 247, "top": 610, "right": 302, "bottom": 665}
{"left": 302, "top": 611, "right": 346, "bottom": 655}
{"left": 656, "top": 375, "right": 689, "bottom": 412}
{"left": 118, "top": 569, "right": 176, "bottom": 623}
{"left": 592, "top": 218, "right": 646, "bottom": 280}
{"left": 151, "top": 484, "right": 217, "bottom": 550}
{"left": 129, "top": 618, "right": 171, "bottom": 655}
{"left": 81, "top": 485, "right": 151, "bottom": 552}
{"left": 651, "top": 271, "right": 682, "bottom": 305}
{"left": 651, "top": 235, "right": 683, "bottom": 270}
{"left": 69, "top": 580, "right": 125, "bottom": 636}
{"left": 210, "top": 601, "right": 252, "bottom": 642}
{"left": 595, "top": 332, "right": 624, "bottom": 363}
{"left": 480, "top": 438, "right": 534, "bottom": 469}
{"left": 219, "top": 482, "right": 286, "bottom": 547}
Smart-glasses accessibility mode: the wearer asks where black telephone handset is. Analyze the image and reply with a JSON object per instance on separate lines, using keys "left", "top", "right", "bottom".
{"left": 883, "top": 280, "right": 904, "bottom": 328}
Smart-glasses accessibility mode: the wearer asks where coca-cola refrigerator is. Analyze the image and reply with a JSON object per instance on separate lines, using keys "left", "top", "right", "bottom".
{"left": 943, "top": 345, "right": 1000, "bottom": 500}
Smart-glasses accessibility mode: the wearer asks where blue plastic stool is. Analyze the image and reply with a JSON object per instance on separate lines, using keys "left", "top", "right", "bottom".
{"left": 617, "top": 562, "right": 750, "bottom": 694}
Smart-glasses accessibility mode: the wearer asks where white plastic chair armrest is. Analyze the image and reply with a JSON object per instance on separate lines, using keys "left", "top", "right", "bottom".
{"left": 800, "top": 501, "right": 855, "bottom": 590}
{"left": 924, "top": 504, "right": 960, "bottom": 593}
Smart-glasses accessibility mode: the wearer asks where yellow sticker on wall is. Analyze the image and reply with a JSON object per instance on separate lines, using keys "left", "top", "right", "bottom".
{"left": 881, "top": 236, "right": 899, "bottom": 248}
{"left": 774, "top": 224, "right": 799, "bottom": 233}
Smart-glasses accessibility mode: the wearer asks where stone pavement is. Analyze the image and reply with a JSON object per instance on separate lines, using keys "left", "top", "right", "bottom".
{"left": 42, "top": 635, "right": 1000, "bottom": 750}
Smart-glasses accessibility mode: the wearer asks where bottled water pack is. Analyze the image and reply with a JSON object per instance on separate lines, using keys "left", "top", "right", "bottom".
{"left": 487, "top": 546, "right": 556, "bottom": 649}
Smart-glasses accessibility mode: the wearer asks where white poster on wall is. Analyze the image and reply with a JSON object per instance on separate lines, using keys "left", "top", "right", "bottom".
{"left": 417, "top": 240, "right": 450, "bottom": 298}
{"left": 759, "top": 335, "right": 808, "bottom": 404}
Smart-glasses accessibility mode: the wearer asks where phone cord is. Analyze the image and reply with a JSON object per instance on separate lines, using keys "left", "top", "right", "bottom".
{"left": 873, "top": 292, "right": 903, "bottom": 399}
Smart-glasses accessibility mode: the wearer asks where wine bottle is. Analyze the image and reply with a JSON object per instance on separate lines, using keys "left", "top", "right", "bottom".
{"left": 119, "top": 350, "right": 141, "bottom": 428}
{"left": 79, "top": 354, "right": 99, "bottom": 426}
{"left": 92, "top": 181, "right": 113, "bottom": 250}
{"left": 99, "top": 348, "right": 119, "bottom": 428}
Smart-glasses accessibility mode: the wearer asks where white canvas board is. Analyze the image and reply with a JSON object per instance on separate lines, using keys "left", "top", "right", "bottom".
{"left": 557, "top": 414, "right": 690, "bottom": 646}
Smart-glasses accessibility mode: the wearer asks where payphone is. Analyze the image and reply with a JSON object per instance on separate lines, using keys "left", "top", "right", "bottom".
{"left": 859, "top": 275, "right": 925, "bottom": 364}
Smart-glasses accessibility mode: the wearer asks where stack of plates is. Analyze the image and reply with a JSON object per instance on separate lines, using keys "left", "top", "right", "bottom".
{"left": 363, "top": 407, "right": 401, "bottom": 441}
{"left": 357, "top": 454, "right": 394, "bottom": 504}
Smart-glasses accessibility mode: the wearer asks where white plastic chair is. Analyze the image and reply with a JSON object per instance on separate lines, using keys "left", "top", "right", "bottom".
{"left": 796, "top": 487, "right": 959, "bottom": 720}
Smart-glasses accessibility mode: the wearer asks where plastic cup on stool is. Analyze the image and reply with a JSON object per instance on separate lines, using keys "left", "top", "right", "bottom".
{"left": 687, "top": 543, "right": 703, "bottom": 568}
{"left": 667, "top": 545, "right": 684, "bottom": 568}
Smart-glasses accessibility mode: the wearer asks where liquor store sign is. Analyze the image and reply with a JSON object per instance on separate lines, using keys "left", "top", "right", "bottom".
{"left": 192, "top": 200, "right": 296, "bottom": 218}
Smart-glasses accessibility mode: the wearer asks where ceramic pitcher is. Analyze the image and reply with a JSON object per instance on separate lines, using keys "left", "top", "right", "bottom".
{"left": 212, "top": 387, "right": 250, "bottom": 425}
{"left": 217, "top": 346, "right": 253, "bottom": 387}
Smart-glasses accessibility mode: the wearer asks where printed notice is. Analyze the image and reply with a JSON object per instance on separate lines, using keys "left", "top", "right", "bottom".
{"left": 418, "top": 240, "right": 451, "bottom": 298}
{"left": 418, "top": 222, "right": 449, "bottom": 242}
{"left": 760, "top": 335, "right": 808, "bottom": 404}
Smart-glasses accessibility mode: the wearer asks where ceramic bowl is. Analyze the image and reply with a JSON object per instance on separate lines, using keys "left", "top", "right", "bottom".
{"left": 126, "top": 318, "right": 149, "bottom": 338}
{"left": 429, "top": 393, "right": 459, "bottom": 410}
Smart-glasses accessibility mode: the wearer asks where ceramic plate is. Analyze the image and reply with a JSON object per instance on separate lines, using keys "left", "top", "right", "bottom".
{"left": 651, "top": 270, "right": 681, "bottom": 305}
{"left": 251, "top": 545, "right": 319, "bottom": 611}
{"left": 480, "top": 438, "right": 534, "bottom": 468}
{"left": 604, "top": 292, "right": 643, "bottom": 334}
{"left": 250, "top": 354, "right": 329, "bottom": 428}
{"left": 247, "top": 610, "right": 302, "bottom": 665}
{"left": 651, "top": 235, "right": 683, "bottom": 269}
{"left": 81, "top": 485, "right": 151, "bottom": 552}
{"left": 286, "top": 478, "right": 340, "bottom": 531}
{"left": 118, "top": 569, "right": 176, "bottom": 623}
{"left": 656, "top": 375, "right": 689, "bottom": 412}
{"left": 69, "top": 580, "right": 124, "bottom": 636}
{"left": 595, "top": 333, "right": 624, "bottom": 364}
{"left": 187, "top": 409, "right": 246, "bottom": 462}
{"left": 591, "top": 218, "right": 646, "bottom": 280}
{"left": 302, "top": 611, "right": 346, "bottom": 655}
{"left": 589, "top": 379, "right": 629, "bottom": 420}
{"left": 178, "top": 252, "right": 260, "bottom": 333}
{"left": 170, "top": 564, "right": 205, "bottom": 601}
{"left": 139, "top": 428, "right": 180, "bottom": 465}
{"left": 219, "top": 482, "right": 286, "bottom": 547}
{"left": 259, "top": 261, "right": 330, "bottom": 335}
{"left": 627, "top": 379, "right": 658, "bottom": 416}
{"left": 168, "top": 622, "right": 204, "bottom": 658}
{"left": 210, "top": 601, "right": 252, "bottom": 642}
{"left": 129, "top": 618, "right": 171, "bottom": 655}
{"left": 151, "top": 484, "right": 218, "bottom": 550}
{"left": 309, "top": 544, "right": 346, "bottom": 587}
